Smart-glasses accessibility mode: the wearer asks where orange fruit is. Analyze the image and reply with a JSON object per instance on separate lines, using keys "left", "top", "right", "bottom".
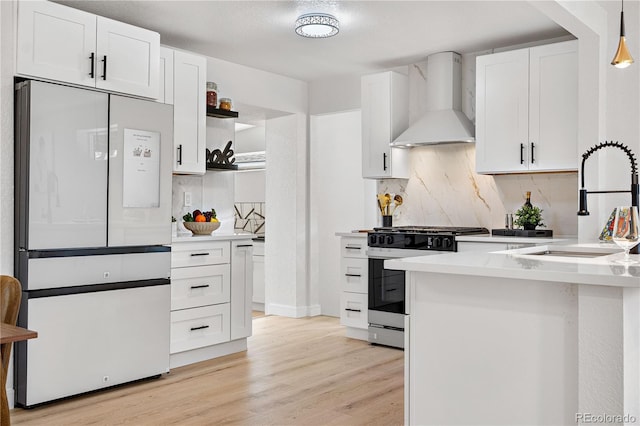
{"left": 195, "top": 214, "right": 206, "bottom": 222}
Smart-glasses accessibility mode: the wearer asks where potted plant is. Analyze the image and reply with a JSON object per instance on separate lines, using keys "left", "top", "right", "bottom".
{"left": 514, "top": 205, "right": 544, "bottom": 230}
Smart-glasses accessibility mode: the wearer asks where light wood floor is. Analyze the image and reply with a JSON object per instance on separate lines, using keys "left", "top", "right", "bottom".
{"left": 10, "top": 315, "right": 403, "bottom": 425}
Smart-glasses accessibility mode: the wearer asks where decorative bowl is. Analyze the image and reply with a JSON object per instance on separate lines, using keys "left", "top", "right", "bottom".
{"left": 183, "top": 221, "right": 221, "bottom": 235}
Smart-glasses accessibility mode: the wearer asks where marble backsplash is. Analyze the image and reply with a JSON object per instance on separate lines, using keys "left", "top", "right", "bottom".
{"left": 378, "top": 144, "right": 578, "bottom": 236}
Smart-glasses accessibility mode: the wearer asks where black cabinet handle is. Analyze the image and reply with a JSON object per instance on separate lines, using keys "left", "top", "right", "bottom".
{"left": 520, "top": 143, "right": 525, "bottom": 164}
{"left": 530, "top": 142, "right": 535, "bottom": 164}
{"left": 190, "top": 284, "right": 210, "bottom": 289}
{"left": 345, "top": 308, "right": 362, "bottom": 313}
{"left": 190, "top": 252, "right": 210, "bottom": 257}
{"left": 345, "top": 274, "right": 361, "bottom": 277}
{"left": 89, "top": 52, "right": 95, "bottom": 78}
{"left": 385, "top": 288, "right": 397, "bottom": 292}
{"left": 345, "top": 246, "right": 361, "bottom": 250}
{"left": 383, "top": 152, "right": 387, "bottom": 171}
{"left": 190, "top": 325, "right": 209, "bottom": 331}
{"left": 101, "top": 55, "right": 107, "bottom": 80}
{"left": 236, "top": 244, "right": 253, "bottom": 248}
{"left": 177, "top": 144, "right": 183, "bottom": 165}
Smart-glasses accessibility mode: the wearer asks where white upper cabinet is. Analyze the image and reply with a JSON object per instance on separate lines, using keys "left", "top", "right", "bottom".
{"left": 17, "top": 0, "right": 160, "bottom": 99}
{"left": 475, "top": 40, "right": 578, "bottom": 174}
{"left": 158, "top": 47, "right": 174, "bottom": 105}
{"left": 173, "top": 50, "right": 206, "bottom": 175}
{"left": 94, "top": 17, "right": 160, "bottom": 98}
{"left": 361, "top": 71, "right": 409, "bottom": 179}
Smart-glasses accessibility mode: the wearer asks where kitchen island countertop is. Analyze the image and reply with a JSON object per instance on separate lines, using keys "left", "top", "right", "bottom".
{"left": 173, "top": 232, "right": 255, "bottom": 243}
{"left": 385, "top": 242, "right": 640, "bottom": 287}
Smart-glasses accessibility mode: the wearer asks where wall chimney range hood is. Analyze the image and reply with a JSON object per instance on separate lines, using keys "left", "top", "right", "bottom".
{"left": 392, "top": 51, "right": 475, "bottom": 147}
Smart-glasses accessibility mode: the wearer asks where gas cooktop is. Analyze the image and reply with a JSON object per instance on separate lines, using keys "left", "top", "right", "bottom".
{"left": 372, "top": 226, "right": 489, "bottom": 235}
{"left": 368, "top": 226, "right": 489, "bottom": 251}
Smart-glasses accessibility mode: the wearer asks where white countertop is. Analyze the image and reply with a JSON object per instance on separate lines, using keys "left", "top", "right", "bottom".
{"left": 172, "top": 232, "right": 255, "bottom": 243}
{"left": 335, "top": 231, "right": 370, "bottom": 237}
{"left": 385, "top": 242, "right": 640, "bottom": 287}
{"left": 457, "top": 234, "right": 570, "bottom": 244}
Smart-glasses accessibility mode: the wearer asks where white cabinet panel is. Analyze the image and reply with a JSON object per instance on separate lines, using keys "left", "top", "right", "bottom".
{"left": 17, "top": 0, "right": 96, "bottom": 87}
{"left": 17, "top": 0, "right": 160, "bottom": 99}
{"left": 171, "top": 241, "right": 230, "bottom": 268}
{"left": 26, "top": 81, "right": 108, "bottom": 250}
{"left": 95, "top": 17, "right": 159, "bottom": 98}
{"left": 341, "top": 257, "right": 368, "bottom": 294}
{"left": 476, "top": 40, "right": 578, "bottom": 174}
{"left": 171, "top": 264, "right": 230, "bottom": 310}
{"left": 361, "top": 71, "right": 409, "bottom": 179}
{"left": 158, "top": 47, "right": 174, "bottom": 105}
{"left": 173, "top": 50, "right": 206, "bottom": 174}
{"left": 170, "top": 304, "right": 230, "bottom": 353}
{"left": 341, "top": 237, "right": 368, "bottom": 258}
{"left": 231, "top": 241, "right": 253, "bottom": 340}
{"left": 340, "top": 292, "right": 368, "bottom": 330}
{"left": 253, "top": 242, "right": 265, "bottom": 306}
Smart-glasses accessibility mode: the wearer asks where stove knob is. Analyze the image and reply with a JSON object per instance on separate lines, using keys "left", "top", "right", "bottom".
{"left": 386, "top": 235, "right": 394, "bottom": 245}
{"left": 443, "top": 237, "right": 453, "bottom": 250}
{"left": 433, "top": 236, "right": 442, "bottom": 248}
{"left": 377, "top": 235, "right": 386, "bottom": 244}
{"left": 369, "top": 234, "right": 377, "bottom": 245}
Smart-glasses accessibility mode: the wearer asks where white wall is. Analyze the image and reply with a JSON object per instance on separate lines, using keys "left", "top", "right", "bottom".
{"left": 310, "top": 110, "right": 376, "bottom": 317}
{"left": 234, "top": 170, "right": 265, "bottom": 203}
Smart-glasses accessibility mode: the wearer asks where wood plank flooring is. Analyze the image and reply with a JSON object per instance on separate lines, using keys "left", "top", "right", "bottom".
{"left": 10, "top": 315, "right": 403, "bottom": 425}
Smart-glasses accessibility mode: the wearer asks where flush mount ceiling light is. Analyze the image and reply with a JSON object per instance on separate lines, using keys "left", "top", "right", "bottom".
{"left": 611, "top": 0, "right": 634, "bottom": 68}
{"left": 295, "top": 13, "right": 339, "bottom": 38}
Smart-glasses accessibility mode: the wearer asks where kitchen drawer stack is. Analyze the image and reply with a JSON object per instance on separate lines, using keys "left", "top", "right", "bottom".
{"left": 339, "top": 235, "right": 369, "bottom": 341}
{"left": 169, "top": 238, "right": 253, "bottom": 368}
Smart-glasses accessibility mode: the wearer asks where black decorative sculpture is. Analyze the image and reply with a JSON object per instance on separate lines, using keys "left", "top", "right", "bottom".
{"left": 206, "top": 141, "right": 237, "bottom": 169}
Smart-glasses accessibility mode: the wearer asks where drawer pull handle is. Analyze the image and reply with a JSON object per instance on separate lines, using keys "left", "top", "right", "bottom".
{"left": 190, "top": 325, "right": 210, "bottom": 331}
{"left": 190, "top": 253, "right": 210, "bottom": 257}
{"left": 89, "top": 52, "right": 95, "bottom": 78}
{"left": 345, "top": 246, "right": 361, "bottom": 250}
{"left": 345, "top": 274, "right": 361, "bottom": 277}
{"left": 385, "top": 288, "right": 397, "bottom": 292}
{"left": 190, "top": 284, "right": 210, "bottom": 289}
{"left": 345, "top": 308, "right": 361, "bottom": 313}
{"left": 236, "top": 244, "right": 253, "bottom": 248}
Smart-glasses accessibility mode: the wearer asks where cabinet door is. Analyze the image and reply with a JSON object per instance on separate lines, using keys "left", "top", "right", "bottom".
{"left": 158, "top": 47, "right": 174, "bottom": 104}
{"left": 171, "top": 264, "right": 231, "bottom": 310}
{"left": 252, "top": 254, "right": 265, "bottom": 305}
{"left": 231, "top": 241, "right": 253, "bottom": 340}
{"left": 340, "top": 292, "right": 368, "bottom": 329}
{"left": 361, "top": 72, "right": 409, "bottom": 179}
{"left": 173, "top": 51, "right": 206, "bottom": 174}
{"left": 17, "top": 0, "right": 96, "bottom": 87}
{"left": 170, "top": 304, "right": 230, "bottom": 354}
{"left": 95, "top": 17, "right": 160, "bottom": 98}
{"left": 341, "top": 257, "right": 368, "bottom": 294}
{"left": 476, "top": 49, "right": 529, "bottom": 174}
{"left": 528, "top": 40, "right": 578, "bottom": 172}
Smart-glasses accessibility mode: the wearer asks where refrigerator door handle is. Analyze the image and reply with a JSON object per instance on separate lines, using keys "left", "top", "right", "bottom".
{"left": 101, "top": 55, "right": 107, "bottom": 80}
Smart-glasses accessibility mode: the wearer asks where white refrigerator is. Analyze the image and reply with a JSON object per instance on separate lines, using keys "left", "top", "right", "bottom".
{"left": 14, "top": 80, "right": 173, "bottom": 407}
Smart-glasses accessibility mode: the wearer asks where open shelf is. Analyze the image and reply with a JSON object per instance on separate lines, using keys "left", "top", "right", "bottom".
{"left": 206, "top": 163, "right": 239, "bottom": 171}
{"left": 206, "top": 107, "right": 238, "bottom": 118}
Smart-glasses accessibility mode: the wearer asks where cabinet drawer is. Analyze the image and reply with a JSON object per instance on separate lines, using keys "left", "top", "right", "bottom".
{"left": 340, "top": 292, "right": 368, "bottom": 330}
{"left": 170, "top": 304, "right": 230, "bottom": 354}
{"left": 171, "top": 241, "right": 230, "bottom": 268}
{"left": 341, "top": 257, "right": 368, "bottom": 293}
{"left": 171, "top": 264, "right": 230, "bottom": 310}
{"left": 341, "top": 237, "right": 368, "bottom": 258}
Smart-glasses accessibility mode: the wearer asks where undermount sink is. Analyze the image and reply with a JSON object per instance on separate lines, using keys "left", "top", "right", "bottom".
{"left": 527, "top": 250, "right": 611, "bottom": 259}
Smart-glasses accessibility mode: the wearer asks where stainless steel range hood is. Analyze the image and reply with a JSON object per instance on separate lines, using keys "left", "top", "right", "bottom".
{"left": 391, "top": 51, "right": 475, "bottom": 147}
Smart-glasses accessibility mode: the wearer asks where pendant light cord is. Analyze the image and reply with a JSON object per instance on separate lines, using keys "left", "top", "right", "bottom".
{"left": 620, "top": 0, "right": 626, "bottom": 37}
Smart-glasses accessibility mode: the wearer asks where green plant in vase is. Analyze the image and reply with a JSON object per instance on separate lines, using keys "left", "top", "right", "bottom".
{"left": 514, "top": 205, "right": 544, "bottom": 230}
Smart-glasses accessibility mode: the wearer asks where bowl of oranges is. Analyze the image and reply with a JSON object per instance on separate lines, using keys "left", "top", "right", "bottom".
{"left": 183, "top": 209, "right": 220, "bottom": 235}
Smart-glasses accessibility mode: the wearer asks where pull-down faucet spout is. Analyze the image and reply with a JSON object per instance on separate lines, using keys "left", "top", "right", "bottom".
{"left": 577, "top": 141, "right": 639, "bottom": 216}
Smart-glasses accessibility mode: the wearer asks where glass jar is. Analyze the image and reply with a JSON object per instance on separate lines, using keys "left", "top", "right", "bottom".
{"left": 206, "top": 82, "right": 218, "bottom": 107}
{"left": 219, "top": 98, "right": 232, "bottom": 111}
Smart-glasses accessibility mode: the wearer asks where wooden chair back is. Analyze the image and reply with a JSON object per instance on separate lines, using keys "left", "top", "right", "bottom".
{"left": 1, "top": 275, "right": 22, "bottom": 381}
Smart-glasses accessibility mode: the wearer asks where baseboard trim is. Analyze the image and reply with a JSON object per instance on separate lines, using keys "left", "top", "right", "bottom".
{"left": 266, "top": 303, "right": 322, "bottom": 318}
{"left": 169, "top": 339, "right": 247, "bottom": 369}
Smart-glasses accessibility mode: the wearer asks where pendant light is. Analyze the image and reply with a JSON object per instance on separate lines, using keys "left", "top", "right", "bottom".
{"left": 611, "top": 0, "right": 634, "bottom": 68}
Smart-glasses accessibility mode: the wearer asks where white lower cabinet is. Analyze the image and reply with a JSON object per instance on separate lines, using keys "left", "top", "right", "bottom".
{"left": 339, "top": 236, "right": 369, "bottom": 340}
{"left": 170, "top": 238, "right": 252, "bottom": 368}
{"left": 170, "top": 304, "right": 230, "bottom": 354}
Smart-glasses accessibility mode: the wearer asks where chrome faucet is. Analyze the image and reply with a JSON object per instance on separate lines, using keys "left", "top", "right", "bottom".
{"left": 578, "top": 141, "right": 639, "bottom": 253}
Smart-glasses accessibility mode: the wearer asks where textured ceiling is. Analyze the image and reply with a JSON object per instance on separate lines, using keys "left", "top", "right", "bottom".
{"left": 56, "top": 0, "right": 571, "bottom": 82}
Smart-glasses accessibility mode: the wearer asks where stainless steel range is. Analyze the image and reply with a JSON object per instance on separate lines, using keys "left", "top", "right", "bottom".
{"left": 366, "top": 226, "right": 489, "bottom": 349}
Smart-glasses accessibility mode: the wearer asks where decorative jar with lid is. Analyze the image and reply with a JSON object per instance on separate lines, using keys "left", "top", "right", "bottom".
{"left": 219, "top": 98, "right": 232, "bottom": 111}
{"left": 206, "top": 82, "right": 218, "bottom": 107}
